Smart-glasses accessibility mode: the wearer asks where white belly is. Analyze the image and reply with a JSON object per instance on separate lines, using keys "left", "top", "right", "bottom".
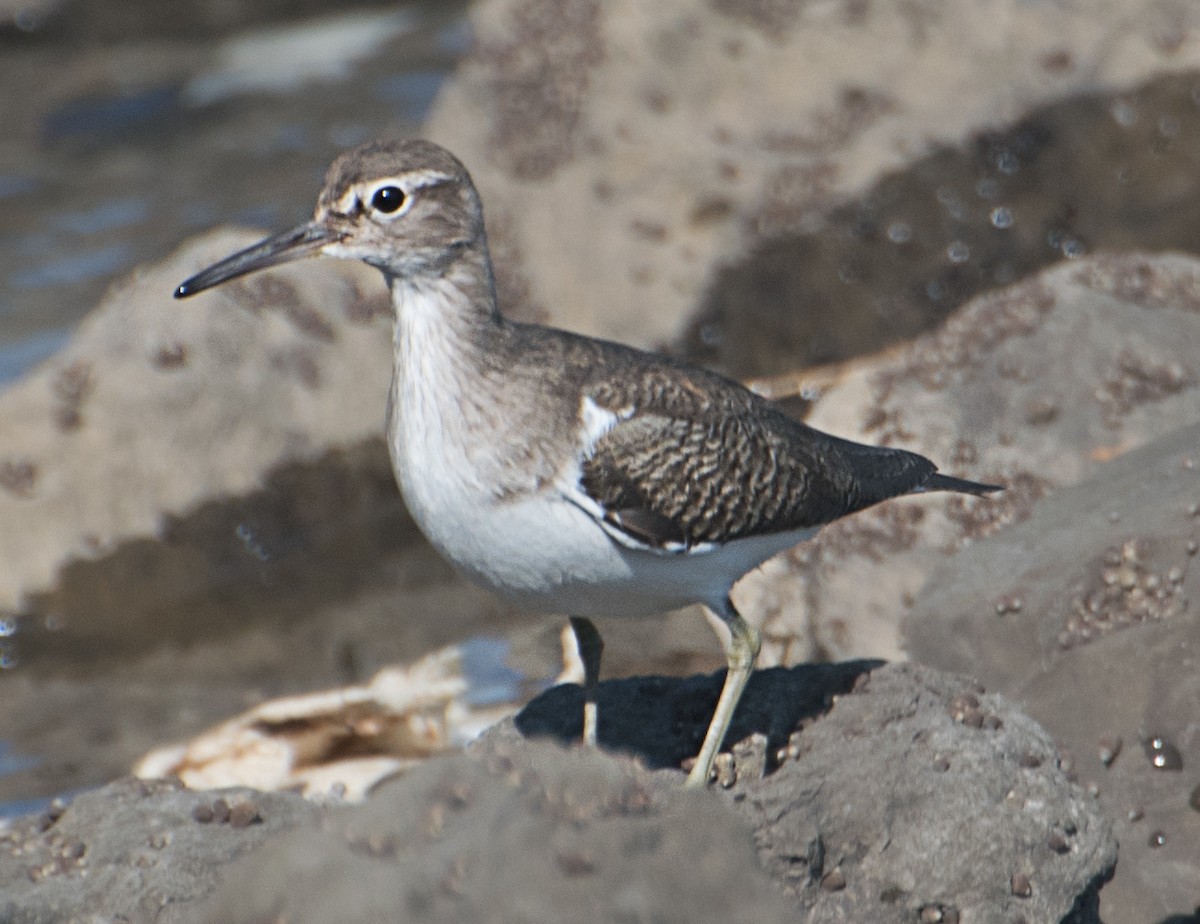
{"left": 395, "top": 447, "right": 815, "bottom": 617}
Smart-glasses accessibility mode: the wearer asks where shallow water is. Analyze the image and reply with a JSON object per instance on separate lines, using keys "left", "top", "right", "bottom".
{"left": 0, "top": 0, "right": 469, "bottom": 377}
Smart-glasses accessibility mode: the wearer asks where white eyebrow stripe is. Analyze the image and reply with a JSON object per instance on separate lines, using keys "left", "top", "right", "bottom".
{"left": 398, "top": 169, "right": 453, "bottom": 191}
{"left": 330, "top": 170, "right": 454, "bottom": 216}
{"left": 359, "top": 171, "right": 453, "bottom": 198}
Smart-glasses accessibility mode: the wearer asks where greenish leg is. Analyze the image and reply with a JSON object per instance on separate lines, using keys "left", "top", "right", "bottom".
{"left": 685, "top": 598, "right": 761, "bottom": 788}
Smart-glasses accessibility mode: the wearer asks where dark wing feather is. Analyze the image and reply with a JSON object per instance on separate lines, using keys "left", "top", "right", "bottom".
{"left": 499, "top": 323, "right": 998, "bottom": 553}
{"left": 578, "top": 368, "right": 944, "bottom": 551}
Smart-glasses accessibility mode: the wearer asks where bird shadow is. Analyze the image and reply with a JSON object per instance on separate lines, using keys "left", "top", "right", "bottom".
{"left": 514, "top": 659, "right": 885, "bottom": 774}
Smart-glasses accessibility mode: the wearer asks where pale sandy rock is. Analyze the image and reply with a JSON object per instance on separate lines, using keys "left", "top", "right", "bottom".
{"left": 426, "top": 0, "right": 1200, "bottom": 348}
{"left": 0, "top": 230, "right": 391, "bottom": 615}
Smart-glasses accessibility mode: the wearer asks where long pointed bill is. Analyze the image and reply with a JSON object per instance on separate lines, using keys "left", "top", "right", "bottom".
{"left": 173, "top": 222, "right": 338, "bottom": 298}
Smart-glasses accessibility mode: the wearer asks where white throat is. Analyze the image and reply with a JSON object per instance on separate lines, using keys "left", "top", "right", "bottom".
{"left": 389, "top": 273, "right": 488, "bottom": 475}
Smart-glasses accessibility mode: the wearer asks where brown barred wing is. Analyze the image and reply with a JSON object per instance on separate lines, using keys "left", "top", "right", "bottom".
{"left": 578, "top": 403, "right": 937, "bottom": 551}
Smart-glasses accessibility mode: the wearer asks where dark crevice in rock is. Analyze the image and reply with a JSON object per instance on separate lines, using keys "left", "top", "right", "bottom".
{"left": 686, "top": 72, "right": 1200, "bottom": 379}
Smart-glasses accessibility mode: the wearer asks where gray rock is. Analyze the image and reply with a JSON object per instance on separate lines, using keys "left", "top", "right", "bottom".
{"left": 905, "top": 421, "right": 1200, "bottom": 922}
{"left": 186, "top": 739, "right": 795, "bottom": 924}
{"left": 1, "top": 664, "right": 1110, "bottom": 923}
{"left": 739, "top": 664, "right": 1114, "bottom": 924}
{"left": 743, "top": 252, "right": 1200, "bottom": 663}
{"left": 0, "top": 777, "right": 317, "bottom": 924}
{"left": 513, "top": 662, "right": 1116, "bottom": 924}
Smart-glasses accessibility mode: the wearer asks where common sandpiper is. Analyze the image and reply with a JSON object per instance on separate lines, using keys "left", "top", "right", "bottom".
{"left": 175, "top": 139, "right": 999, "bottom": 786}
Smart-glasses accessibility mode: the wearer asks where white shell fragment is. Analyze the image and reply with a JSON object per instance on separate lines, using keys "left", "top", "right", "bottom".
{"left": 136, "top": 633, "right": 583, "bottom": 801}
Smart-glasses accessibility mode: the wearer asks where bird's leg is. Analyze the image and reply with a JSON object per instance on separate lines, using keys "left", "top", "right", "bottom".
{"left": 685, "top": 598, "right": 761, "bottom": 788}
{"left": 568, "top": 616, "right": 604, "bottom": 748}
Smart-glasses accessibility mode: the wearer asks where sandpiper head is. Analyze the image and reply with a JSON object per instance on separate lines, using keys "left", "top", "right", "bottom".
{"left": 174, "top": 139, "right": 483, "bottom": 299}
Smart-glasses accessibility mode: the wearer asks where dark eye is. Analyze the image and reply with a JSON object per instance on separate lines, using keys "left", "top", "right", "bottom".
{"left": 371, "top": 186, "right": 406, "bottom": 214}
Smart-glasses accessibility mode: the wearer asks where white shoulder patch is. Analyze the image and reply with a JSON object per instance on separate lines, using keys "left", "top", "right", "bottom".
{"left": 579, "top": 395, "right": 633, "bottom": 453}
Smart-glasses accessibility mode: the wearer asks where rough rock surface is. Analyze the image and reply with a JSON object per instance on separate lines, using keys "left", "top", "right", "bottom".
{"left": 743, "top": 251, "right": 1200, "bottom": 664}
{"left": 0, "top": 664, "right": 1116, "bottom": 924}
{"left": 186, "top": 740, "right": 793, "bottom": 924}
{"left": 0, "top": 778, "right": 316, "bottom": 924}
{"left": 905, "top": 422, "right": 1200, "bottom": 923}
{"left": 0, "top": 230, "right": 392, "bottom": 618}
{"left": 425, "top": 0, "right": 1200, "bottom": 351}
{"left": 517, "top": 662, "right": 1116, "bottom": 924}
